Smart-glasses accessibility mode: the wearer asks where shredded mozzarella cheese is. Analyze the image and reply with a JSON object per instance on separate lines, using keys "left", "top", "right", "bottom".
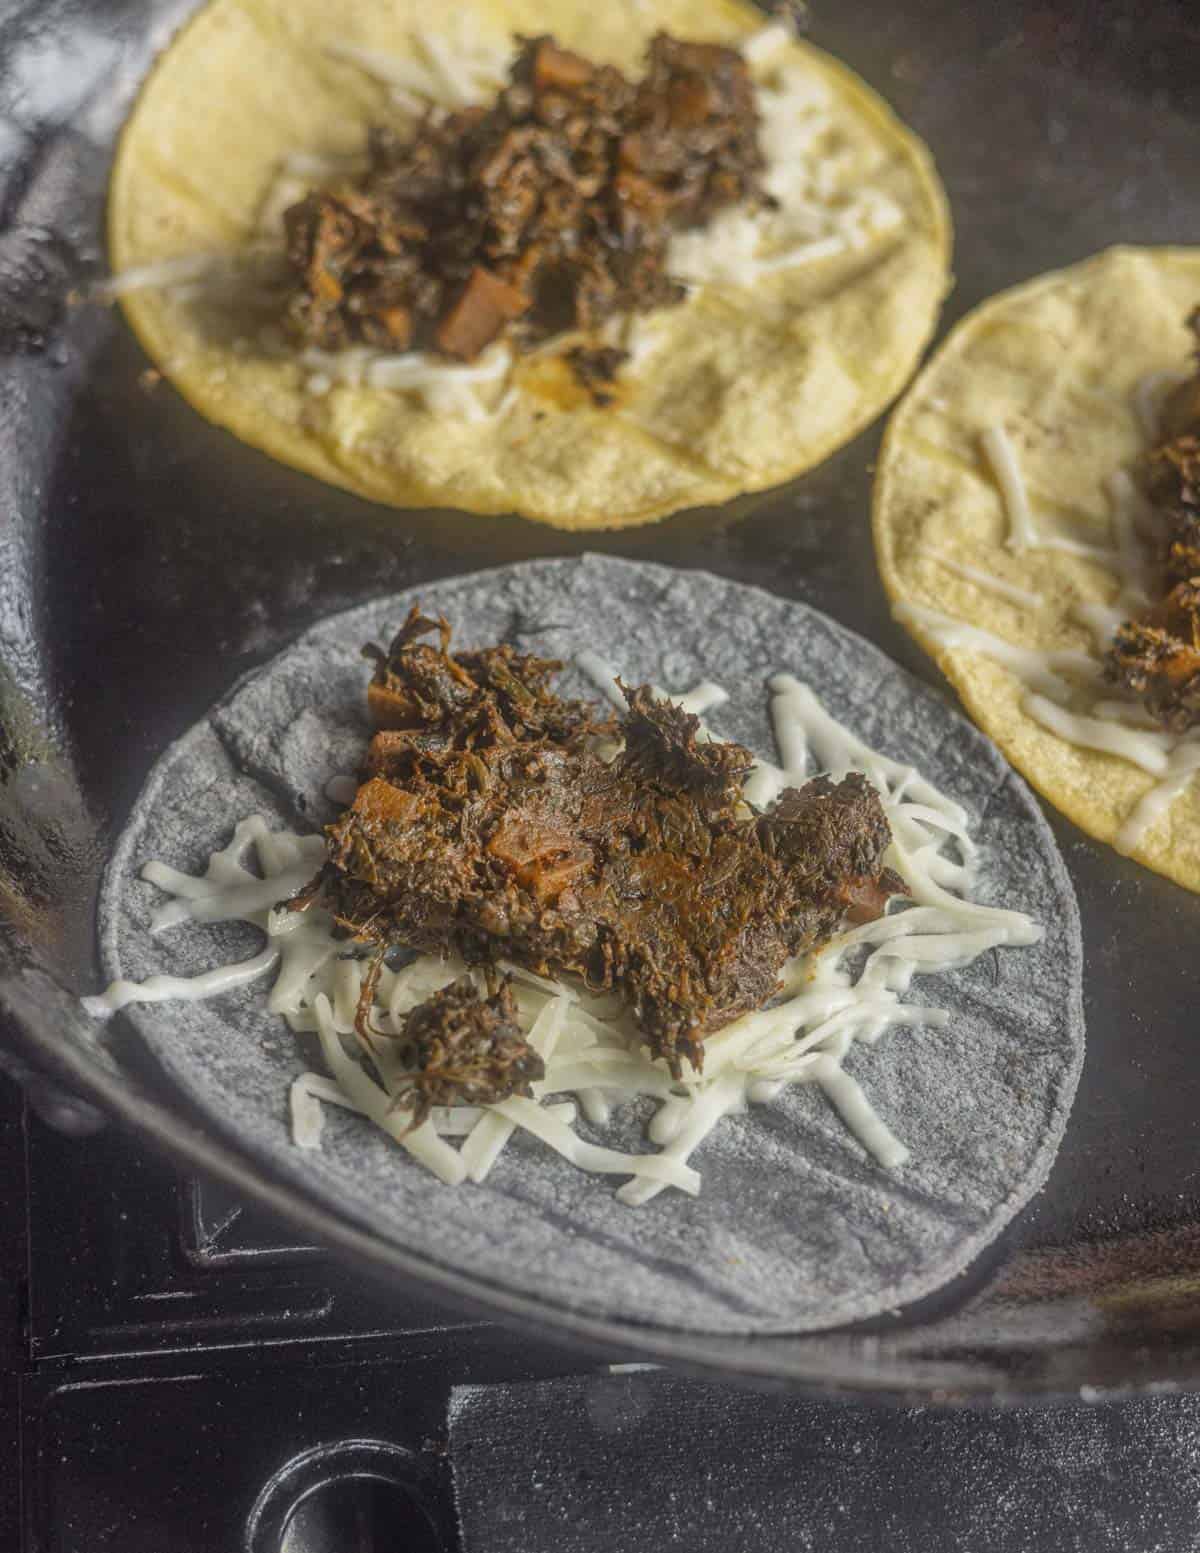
{"left": 102, "top": 26, "right": 906, "bottom": 415}
{"left": 1133, "top": 368, "right": 1188, "bottom": 440}
{"left": 327, "top": 28, "right": 508, "bottom": 108}
{"left": 914, "top": 544, "right": 1043, "bottom": 610}
{"left": 908, "top": 402, "right": 1200, "bottom": 849}
{"left": 86, "top": 670, "right": 1041, "bottom": 1204}
{"left": 668, "top": 55, "right": 902, "bottom": 290}
{"left": 980, "top": 426, "right": 1040, "bottom": 552}
{"left": 299, "top": 341, "right": 514, "bottom": 420}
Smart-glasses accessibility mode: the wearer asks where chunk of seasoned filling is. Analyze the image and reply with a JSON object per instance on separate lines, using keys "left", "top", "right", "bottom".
{"left": 384, "top": 973, "right": 544, "bottom": 1129}
{"left": 1106, "top": 309, "right": 1200, "bottom": 730}
{"left": 563, "top": 344, "right": 630, "bottom": 405}
{"left": 1107, "top": 584, "right": 1200, "bottom": 734}
{"left": 280, "top": 31, "right": 765, "bottom": 369}
{"left": 296, "top": 607, "right": 905, "bottom": 1077}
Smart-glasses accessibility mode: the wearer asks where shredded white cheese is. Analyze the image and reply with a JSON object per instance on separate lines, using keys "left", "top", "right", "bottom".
{"left": 300, "top": 341, "right": 514, "bottom": 422}
{"left": 909, "top": 398, "right": 1200, "bottom": 851}
{"left": 668, "top": 53, "right": 903, "bottom": 290}
{"left": 1116, "top": 742, "right": 1200, "bottom": 854}
{"left": 914, "top": 544, "right": 1044, "bottom": 610}
{"left": 1023, "top": 695, "right": 1173, "bottom": 776}
{"left": 103, "top": 25, "right": 906, "bottom": 417}
{"left": 93, "top": 247, "right": 289, "bottom": 305}
{"left": 86, "top": 670, "right": 1041, "bottom": 1204}
{"left": 741, "top": 22, "right": 793, "bottom": 71}
{"left": 1133, "top": 368, "right": 1188, "bottom": 440}
{"left": 980, "top": 426, "right": 1040, "bottom": 552}
{"left": 896, "top": 601, "right": 1100, "bottom": 701}
{"left": 979, "top": 426, "right": 1119, "bottom": 565}
{"left": 326, "top": 27, "right": 509, "bottom": 110}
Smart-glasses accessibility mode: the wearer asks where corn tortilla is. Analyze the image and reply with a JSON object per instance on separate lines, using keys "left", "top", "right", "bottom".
{"left": 108, "top": 0, "right": 950, "bottom": 530}
{"left": 874, "top": 245, "right": 1200, "bottom": 893}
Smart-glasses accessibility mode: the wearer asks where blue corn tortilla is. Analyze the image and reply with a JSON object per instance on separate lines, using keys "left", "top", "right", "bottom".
{"left": 95, "top": 555, "right": 1083, "bottom": 1334}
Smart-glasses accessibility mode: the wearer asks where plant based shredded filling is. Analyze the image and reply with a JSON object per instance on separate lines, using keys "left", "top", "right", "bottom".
{"left": 281, "top": 31, "right": 766, "bottom": 389}
{"left": 292, "top": 607, "right": 905, "bottom": 1102}
{"left": 386, "top": 972, "right": 544, "bottom": 1130}
{"left": 1105, "top": 308, "right": 1200, "bottom": 731}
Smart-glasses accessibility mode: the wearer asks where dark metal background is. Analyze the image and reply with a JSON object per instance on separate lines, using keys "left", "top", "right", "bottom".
{"left": 1, "top": 0, "right": 1198, "bottom": 1401}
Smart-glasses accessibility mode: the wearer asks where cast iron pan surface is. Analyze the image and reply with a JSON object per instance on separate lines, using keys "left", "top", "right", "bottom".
{"left": 1, "top": 0, "right": 1198, "bottom": 1396}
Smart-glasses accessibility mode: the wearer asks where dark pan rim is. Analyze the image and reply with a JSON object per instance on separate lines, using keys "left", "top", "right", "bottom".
{"left": 5, "top": 964, "right": 1160, "bottom": 1407}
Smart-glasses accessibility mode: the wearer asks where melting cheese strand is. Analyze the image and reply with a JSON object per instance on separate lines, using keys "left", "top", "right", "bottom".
{"left": 292, "top": 1068, "right": 574, "bottom": 1144}
{"left": 1072, "top": 599, "right": 1127, "bottom": 654}
{"left": 676, "top": 681, "right": 730, "bottom": 716}
{"left": 460, "top": 994, "right": 568, "bottom": 1183}
{"left": 1024, "top": 694, "right": 1172, "bottom": 776}
{"left": 887, "top": 833, "right": 1041, "bottom": 944}
{"left": 1092, "top": 699, "right": 1163, "bottom": 729}
{"left": 80, "top": 946, "right": 278, "bottom": 1018}
{"left": 902, "top": 415, "right": 1200, "bottom": 842}
{"left": 769, "top": 674, "right": 971, "bottom": 833}
{"left": 92, "top": 250, "right": 255, "bottom": 300}
{"left": 150, "top": 863, "right": 322, "bottom": 933}
{"left": 574, "top": 1090, "right": 610, "bottom": 1127}
{"left": 299, "top": 342, "right": 514, "bottom": 423}
{"left": 314, "top": 994, "right": 466, "bottom": 1184}
{"left": 980, "top": 425, "right": 1120, "bottom": 566}
{"left": 537, "top": 1057, "right": 678, "bottom": 1100}
{"left": 1106, "top": 470, "right": 1155, "bottom": 609}
{"left": 327, "top": 30, "right": 507, "bottom": 106}
{"left": 981, "top": 426, "right": 1040, "bottom": 552}
{"left": 740, "top": 1000, "right": 934, "bottom": 1078}
{"left": 1117, "top": 742, "right": 1200, "bottom": 854}
{"left": 492, "top": 1095, "right": 702, "bottom": 1195}
{"left": 891, "top": 802, "right": 978, "bottom": 856}
{"left": 267, "top": 924, "right": 339, "bottom": 1016}
{"left": 326, "top": 40, "right": 439, "bottom": 95}
{"left": 914, "top": 544, "right": 1044, "bottom": 610}
{"left": 445, "top": 1102, "right": 576, "bottom": 1136}
{"left": 290, "top": 1072, "right": 328, "bottom": 1149}
{"left": 616, "top": 1071, "right": 747, "bottom": 1208}
{"left": 741, "top": 762, "right": 787, "bottom": 810}
{"left": 575, "top": 651, "right": 627, "bottom": 709}
{"left": 896, "top": 601, "right": 1101, "bottom": 701}
{"left": 772, "top": 696, "right": 809, "bottom": 779}
{"left": 648, "top": 1094, "right": 691, "bottom": 1145}
{"left": 810, "top": 1054, "right": 910, "bottom": 1169}
{"left": 742, "top": 22, "right": 793, "bottom": 69}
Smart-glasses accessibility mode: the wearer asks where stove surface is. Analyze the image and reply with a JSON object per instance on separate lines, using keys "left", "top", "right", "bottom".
{"left": 6, "top": 1074, "right": 1200, "bottom": 1553}
{"left": 0, "top": 1074, "right": 577, "bottom": 1551}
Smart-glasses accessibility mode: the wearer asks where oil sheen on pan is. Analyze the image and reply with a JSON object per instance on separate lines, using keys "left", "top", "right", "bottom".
{"left": 92, "top": 558, "right": 1082, "bottom": 1335}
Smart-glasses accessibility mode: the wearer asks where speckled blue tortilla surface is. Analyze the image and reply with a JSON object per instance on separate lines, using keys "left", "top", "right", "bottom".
{"left": 96, "top": 556, "right": 1084, "bottom": 1334}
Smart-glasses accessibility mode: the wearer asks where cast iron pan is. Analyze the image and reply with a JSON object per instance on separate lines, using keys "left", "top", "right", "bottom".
{"left": 1, "top": 0, "right": 1199, "bottom": 1401}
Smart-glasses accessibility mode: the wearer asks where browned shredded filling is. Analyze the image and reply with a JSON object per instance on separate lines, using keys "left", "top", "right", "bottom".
{"left": 281, "top": 32, "right": 765, "bottom": 378}
{"left": 563, "top": 344, "right": 629, "bottom": 406}
{"left": 1105, "top": 309, "right": 1200, "bottom": 731}
{"left": 296, "top": 607, "right": 905, "bottom": 1096}
{"left": 387, "top": 974, "right": 543, "bottom": 1130}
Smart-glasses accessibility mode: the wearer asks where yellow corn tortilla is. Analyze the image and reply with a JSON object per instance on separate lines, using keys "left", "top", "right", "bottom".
{"left": 108, "top": 0, "right": 950, "bottom": 530}
{"left": 874, "top": 245, "right": 1200, "bottom": 892}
